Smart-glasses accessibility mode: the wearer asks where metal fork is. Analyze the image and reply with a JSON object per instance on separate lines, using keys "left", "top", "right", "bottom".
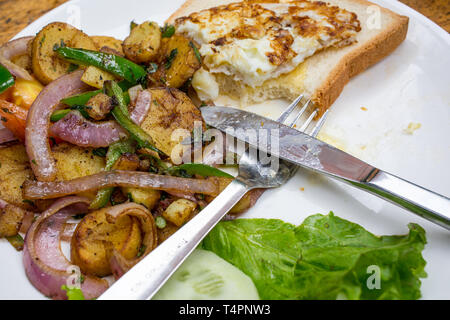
{"left": 99, "top": 97, "right": 329, "bottom": 300}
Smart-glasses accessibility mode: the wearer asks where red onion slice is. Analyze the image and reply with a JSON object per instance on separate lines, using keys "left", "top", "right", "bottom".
{"left": 25, "top": 70, "right": 90, "bottom": 181}
{"left": 0, "top": 36, "right": 34, "bottom": 80}
{"left": 130, "top": 89, "right": 151, "bottom": 125}
{"left": 50, "top": 110, "right": 127, "bottom": 147}
{"left": 23, "top": 170, "right": 221, "bottom": 200}
{"left": 104, "top": 202, "right": 157, "bottom": 279}
{"left": 166, "top": 190, "right": 198, "bottom": 202}
{"left": 0, "top": 128, "right": 17, "bottom": 144}
{"left": 128, "top": 85, "right": 142, "bottom": 106}
{"left": 61, "top": 222, "right": 78, "bottom": 242}
{"left": 23, "top": 196, "right": 108, "bottom": 300}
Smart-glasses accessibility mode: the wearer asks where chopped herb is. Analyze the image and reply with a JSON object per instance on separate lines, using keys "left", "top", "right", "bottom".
{"left": 197, "top": 194, "right": 205, "bottom": 200}
{"left": 137, "top": 244, "right": 147, "bottom": 257}
{"left": 50, "top": 109, "right": 71, "bottom": 122}
{"left": 22, "top": 199, "right": 35, "bottom": 207}
{"left": 2, "top": 108, "right": 11, "bottom": 114}
{"left": 189, "top": 41, "right": 202, "bottom": 63}
{"left": 70, "top": 105, "right": 92, "bottom": 120}
{"left": 147, "top": 63, "right": 158, "bottom": 74}
{"left": 155, "top": 216, "right": 167, "bottom": 229}
{"left": 39, "top": 36, "right": 46, "bottom": 47}
{"left": 92, "top": 147, "right": 108, "bottom": 157}
{"left": 165, "top": 48, "right": 178, "bottom": 70}
{"left": 138, "top": 154, "right": 168, "bottom": 174}
{"left": 53, "top": 39, "right": 66, "bottom": 51}
{"left": 72, "top": 213, "right": 85, "bottom": 220}
{"left": 127, "top": 192, "right": 134, "bottom": 202}
{"left": 68, "top": 63, "right": 79, "bottom": 73}
{"left": 31, "top": 159, "right": 37, "bottom": 165}
{"left": 161, "top": 24, "right": 175, "bottom": 38}
{"left": 6, "top": 234, "right": 24, "bottom": 251}
{"left": 1, "top": 117, "right": 7, "bottom": 122}
{"left": 130, "top": 20, "right": 138, "bottom": 31}
{"left": 61, "top": 285, "right": 85, "bottom": 300}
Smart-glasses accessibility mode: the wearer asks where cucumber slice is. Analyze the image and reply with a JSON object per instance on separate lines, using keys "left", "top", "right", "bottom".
{"left": 153, "top": 249, "right": 259, "bottom": 300}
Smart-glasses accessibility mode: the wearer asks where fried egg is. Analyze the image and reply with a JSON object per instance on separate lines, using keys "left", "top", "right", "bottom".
{"left": 175, "top": 0, "right": 361, "bottom": 89}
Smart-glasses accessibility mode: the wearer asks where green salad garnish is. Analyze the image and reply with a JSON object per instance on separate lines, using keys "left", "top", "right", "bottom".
{"left": 202, "top": 213, "right": 427, "bottom": 300}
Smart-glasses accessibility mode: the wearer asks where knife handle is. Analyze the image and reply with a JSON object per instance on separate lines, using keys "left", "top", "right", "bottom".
{"left": 355, "top": 170, "right": 450, "bottom": 230}
{"left": 98, "top": 179, "right": 250, "bottom": 300}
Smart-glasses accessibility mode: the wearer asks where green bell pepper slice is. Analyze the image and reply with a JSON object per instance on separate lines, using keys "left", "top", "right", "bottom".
{"left": 60, "top": 80, "right": 133, "bottom": 107}
{"left": 90, "top": 138, "right": 136, "bottom": 209}
{"left": 166, "top": 163, "right": 233, "bottom": 179}
{"left": 0, "top": 64, "right": 15, "bottom": 94}
{"left": 104, "top": 81, "right": 164, "bottom": 156}
{"left": 55, "top": 47, "right": 147, "bottom": 84}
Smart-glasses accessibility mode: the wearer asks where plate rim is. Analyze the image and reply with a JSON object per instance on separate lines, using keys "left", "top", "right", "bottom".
{"left": 3, "top": 0, "right": 449, "bottom": 300}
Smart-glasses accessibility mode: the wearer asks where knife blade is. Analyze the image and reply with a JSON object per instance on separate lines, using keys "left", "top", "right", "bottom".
{"left": 201, "top": 106, "right": 377, "bottom": 184}
{"left": 200, "top": 106, "right": 450, "bottom": 229}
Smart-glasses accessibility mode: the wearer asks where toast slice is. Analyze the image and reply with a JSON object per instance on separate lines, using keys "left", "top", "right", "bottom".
{"left": 167, "top": 0, "right": 409, "bottom": 116}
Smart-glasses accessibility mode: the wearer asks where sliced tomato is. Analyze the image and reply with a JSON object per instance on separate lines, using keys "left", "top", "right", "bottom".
{"left": 0, "top": 99, "right": 28, "bottom": 141}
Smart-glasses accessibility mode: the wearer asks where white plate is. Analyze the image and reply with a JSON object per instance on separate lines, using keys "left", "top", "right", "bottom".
{"left": 1, "top": 0, "right": 449, "bottom": 300}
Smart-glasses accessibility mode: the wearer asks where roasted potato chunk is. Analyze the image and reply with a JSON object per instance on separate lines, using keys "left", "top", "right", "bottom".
{"left": 162, "top": 199, "right": 197, "bottom": 227}
{"left": 0, "top": 204, "right": 27, "bottom": 237}
{"left": 0, "top": 144, "right": 34, "bottom": 210}
{"left": 52, "top": 143, "right": 105, "bottom": 199}
{"left": 31, "top": 22, "right": 97, "bottom": 84}
{"left": 71, "top": 208, "right": 142, "bottom": 277}
{"left": 92, "top": 36, "right": 124, "bottom": 55}
{"left": 139, "top": 87, "right": 205, "bottom": 157}
{"left": 152, "top": 34, "right": 201, "bottom": 88}
{"left": 123, "top": 21, "right": 161, "bottom": 63}
{"left": 82, "top": 36, "right": 122, "bottom": 88}
{"left": 85, "top": 93, "right": 114, "bottom": 120}
{"left": 111, "top": 153, "right": 140, "bottom": 171}
{"left": 122, "top": 187, "right": 160, "bottom": 210}
{"left": 52, "top": 143, "right": 105, "bottom": 180}
{"left": 81, "top": 66, "right": 116, "bottom": 89}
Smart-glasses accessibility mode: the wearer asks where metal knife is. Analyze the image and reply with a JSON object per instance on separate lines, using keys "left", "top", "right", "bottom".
{"left": 200, "top": 106, "right": 450, "bottom": 230}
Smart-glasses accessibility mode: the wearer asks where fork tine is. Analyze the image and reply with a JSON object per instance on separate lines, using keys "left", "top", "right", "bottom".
{"left": 299, "top": 108, "right": 318, "bottom": 132}
{"left": 277, "top": 95, "right": 303, "bottom": 123}
{"left": 288, "top": 99, "right": 311, "bottom": 128}
{"left": 309, "top": 109, "right": 329, "bottom": 138}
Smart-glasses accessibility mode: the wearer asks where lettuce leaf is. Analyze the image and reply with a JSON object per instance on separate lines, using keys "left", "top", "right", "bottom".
{"left": 202, "top": 213, "right": 427, "bottom": 300}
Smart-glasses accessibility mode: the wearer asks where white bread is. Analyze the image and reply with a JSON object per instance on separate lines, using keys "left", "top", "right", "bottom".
{"left": 167, "top": 0, "right": 409, "bottom": 116}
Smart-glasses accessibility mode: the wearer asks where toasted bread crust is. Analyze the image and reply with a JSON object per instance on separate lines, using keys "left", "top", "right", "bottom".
{"left": 311, "top": 1, "right": 409, "bottom": 115}
{"left": 168, "top": 0, "right": 409, "bottom": 116}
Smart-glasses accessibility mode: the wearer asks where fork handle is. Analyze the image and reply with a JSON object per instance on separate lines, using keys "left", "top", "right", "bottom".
{"left": 355, "top": 170, "right": 450, "bottom": 229}
{"left": 98, "top": 179, "right": 250, "bottom": 300}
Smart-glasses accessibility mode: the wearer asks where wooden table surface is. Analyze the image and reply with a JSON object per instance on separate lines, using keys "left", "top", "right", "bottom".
{"left": 0, "top": 0, "right": 448, "bottom": 43}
